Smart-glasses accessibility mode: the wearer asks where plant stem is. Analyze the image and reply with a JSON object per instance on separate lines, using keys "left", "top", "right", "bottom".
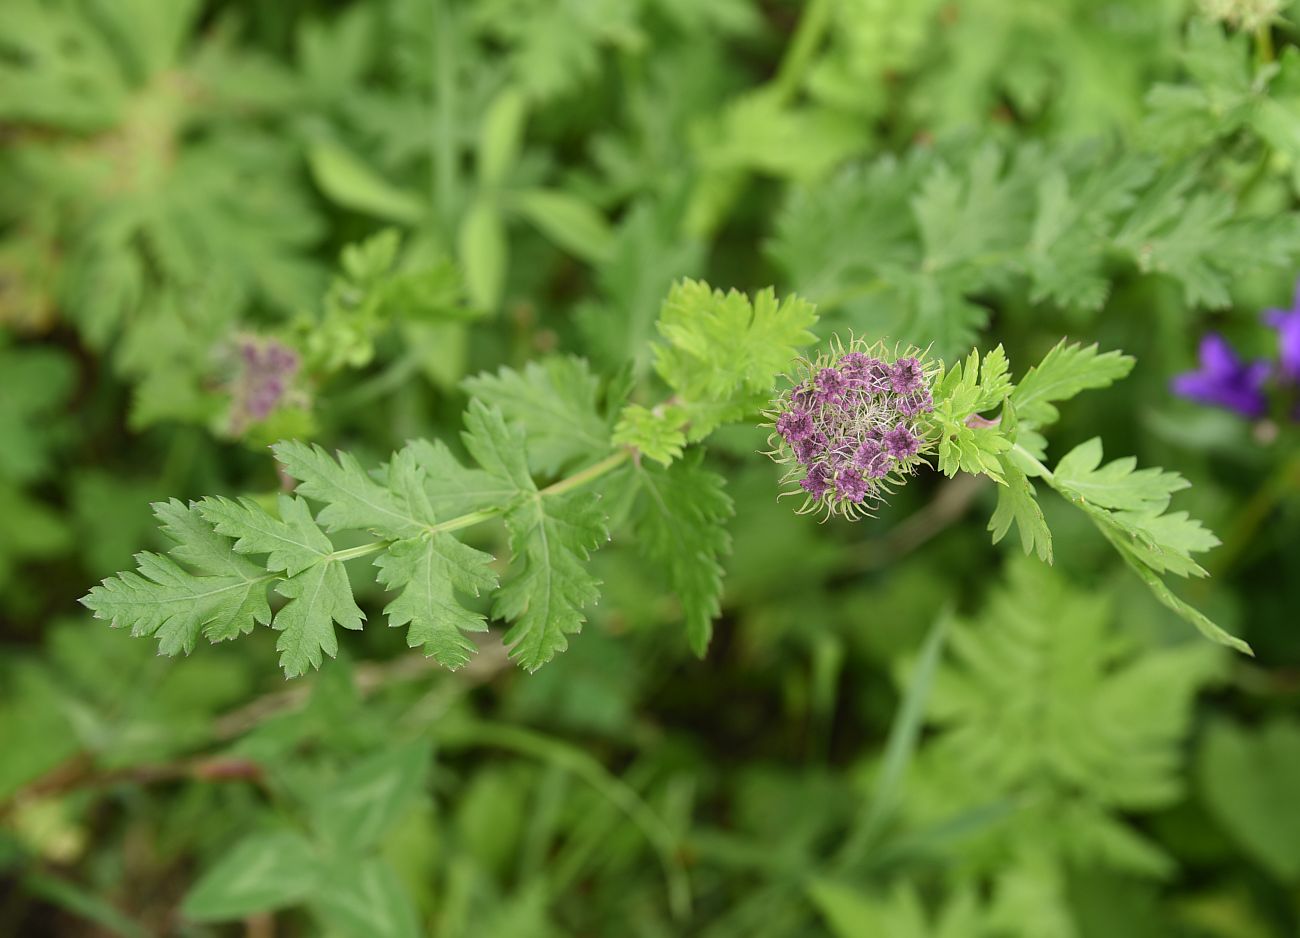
{"left": 771, "top": 0, "right": 833, "bottom": 105}
{"left": 1256, "top": 23, "right": 1275, "bottom": 65}
{"left": 432, "top": 0, "right": 458, "bottom": 237}
{"left": 1208, "top": 449, "right": 1300, "bottom": 576}
{"left": 328, "top": 542, "right": 387, "bottom": 563}
{"left": 541, "top": 450, "right": 630, "bottom": 497}
{"left": 328, "top": 450, "right": 632, "bottom": 564}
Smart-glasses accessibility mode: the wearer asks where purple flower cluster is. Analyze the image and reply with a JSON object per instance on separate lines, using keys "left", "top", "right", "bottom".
{"left": 1172, "top": 283, "right": 1300, "bottom": 422}
{"left": 230, "top": 337, "right": 300, "bottom": 430}
{"left": 766, "top": 340, "right": 935, "bottom": 519}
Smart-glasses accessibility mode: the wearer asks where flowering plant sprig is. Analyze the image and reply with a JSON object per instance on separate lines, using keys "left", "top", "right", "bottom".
{"left": 84, "top": 276, "right": 1252, "bottom": 680}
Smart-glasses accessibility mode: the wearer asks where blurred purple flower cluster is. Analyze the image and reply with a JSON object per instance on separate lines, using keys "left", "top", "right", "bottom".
{"left": 766, "top": 340, "right": 934, "bottom": 519}
{"left": 230, "top": 337, "right": 300, "bottom": 431}
{"left": 1172, "top": 286, "right": 1300, "bottom": 421}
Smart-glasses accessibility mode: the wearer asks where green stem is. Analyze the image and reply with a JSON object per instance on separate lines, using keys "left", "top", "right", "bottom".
{"left": 436, "top": 720, "right": 691, "bottom": 920}
{"left": 432, "top": 0, "right": 458, "bottom": 236}
{"left": 770, "top": 0, "right": 834, "bottom": 105}
{"left": 1208, "top": 449, "right": 1300, "bottom": 577}
{"left": 327, "top": 450, "right": 632, "bottom": 564}
{"left": 541, "top": 450, "right": 630, "bottom": 497}
{"left": 1256, "top": 23, "right": 1275, "bottom": 65}
{"left": 328, "top": 542, "right": 388, "bottom": 563}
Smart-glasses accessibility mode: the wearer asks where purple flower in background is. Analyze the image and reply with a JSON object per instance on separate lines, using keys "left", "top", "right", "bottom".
{"left": 766, "top": 338, "right": 935, "bottom": 519}
{"left": 231, "top": 337, "right": 301, "bottom": 430}
{"left": 1265, "top": 289, "right": 1300, "bottom": 383}
{"left": 1171, "top": 333, "right": 1270, "bottom": 418}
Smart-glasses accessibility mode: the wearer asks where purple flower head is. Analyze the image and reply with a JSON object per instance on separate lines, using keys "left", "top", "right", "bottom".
{"left": 835, "top": 470, "right": 869, "bottom": 503}
{"left": 889, "top": 358, "right": 925, "bottom": 395}
{"left": 1171, "top": 333, "right": 1270, "bottom": 418}
{"left": 766, "top": 337, "right": 935, "bottom": 519}
{"left": 777, "top": 409, "right": 815, "bottom": 443}
{"left": 883, "top": 424, "right": 921, "bottom": 460}
{"left": 1264, "top": 289, "right": 1300, "bottom": 383}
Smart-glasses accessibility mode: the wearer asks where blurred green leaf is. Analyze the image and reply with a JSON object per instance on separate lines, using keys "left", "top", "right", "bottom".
{"left": 1199, "top": 717, "right": 1300, "bottom": 881}
{"left": 308, "top": 140, "right": 426, "bottom": 224}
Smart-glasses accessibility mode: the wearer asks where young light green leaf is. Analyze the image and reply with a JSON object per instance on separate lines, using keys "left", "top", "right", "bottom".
{"left": 375, "top": 533, "right": 497, "bottom": 669}
{"left": 631, "top": 452, "right": 733, "bottom": 655}
{"left": 612, "top": 403, "right": 687, "bottom": 466}
{"left": 82, "top": 552, "right": 271, "bottom": 656}
{"left": 973, "top": 344, "right": 1012, "bottom": 411}
{"left": 1115, "top": 553, "right": 1251, "bottom": 655}
{"left": 989, "top": 456, "right": 1052, "bottom": 563}
{"left": 273, "top": 560, "right": 365, "bottom": 678}
{"left": 1089, "top": 505, "right": 1219, "bottom": 579}
{"left": 1035, "top": 441, "right": 1243, "bottom": 652}
{"left": 462, "top": 357, "right": 610, "bottom": 475}
{"left": 1010, "top": 340, "right": 1134, "bottom": 428}
{"left": 199, "top": 494, "right": 332, "bottom": 577}
{"left": 495, "top": 491, "right": 607, "bottom": 672}
{"left": 653, "top": 280, "right": 818, "bottom": 435}
{"left": 1052, "top": 438, "right": 1189, "bottom": 513}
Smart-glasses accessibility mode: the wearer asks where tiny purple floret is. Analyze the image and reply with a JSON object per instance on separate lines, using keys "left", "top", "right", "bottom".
{"left": 815, "top": 367, "right": 848, "bottom": 402}
{"left": 777, "top": 409, "right": 815, "bottom": 443}
{"left": 896, "top": 389, "right": 934, "bottom": 416}
{"left": 835, "top": 470, "right": 869, "bottom": 503}
{"left": 889, "top": 358, "right": 925, "bottom": 395}
{"left": 883, "top": 424, "right": 921, "bottom": 460}
{"left": 851, "top": 439, "right": 882, "bottom": 469}
{"left": 801, "top": 463, "right": 832, "bottom": 498}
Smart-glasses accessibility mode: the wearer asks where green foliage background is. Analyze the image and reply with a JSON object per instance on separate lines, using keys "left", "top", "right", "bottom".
{"left": 2, "top": 0, "right": 1299, "bottom": 934}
